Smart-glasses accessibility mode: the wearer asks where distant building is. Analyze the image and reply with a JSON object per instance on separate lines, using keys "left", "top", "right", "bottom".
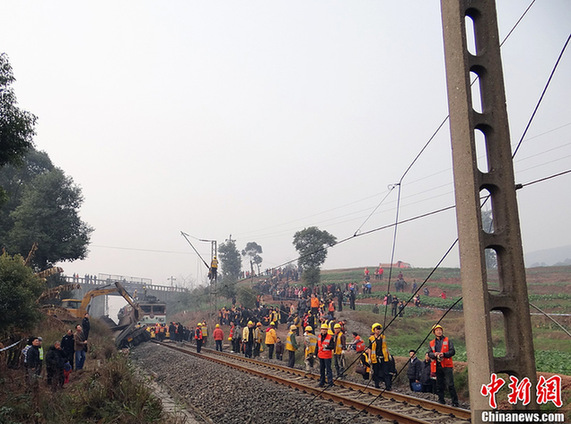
{"left": 378, "top": 261, "right": 411, "bottom": 269}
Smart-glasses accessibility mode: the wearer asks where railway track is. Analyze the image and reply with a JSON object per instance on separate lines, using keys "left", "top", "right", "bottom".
{"left": 151, "top": 340, "right": 471, "bottom": 424}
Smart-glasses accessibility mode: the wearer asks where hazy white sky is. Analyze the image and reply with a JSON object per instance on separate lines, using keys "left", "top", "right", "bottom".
{"left": 1, "top": 1, "right": 569, "bottom": 288}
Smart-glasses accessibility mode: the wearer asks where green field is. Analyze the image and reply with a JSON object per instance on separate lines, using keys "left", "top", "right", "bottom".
{"left": 320, "top": 265, "right": 571, "bottom": 375}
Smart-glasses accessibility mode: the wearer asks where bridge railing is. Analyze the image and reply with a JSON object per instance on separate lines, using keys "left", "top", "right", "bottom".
{"left": 62, "top": 275, "right": 187, "bottom": 293}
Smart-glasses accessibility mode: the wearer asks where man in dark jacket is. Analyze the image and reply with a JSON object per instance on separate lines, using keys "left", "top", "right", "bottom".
{"left": 420, "top": 352, "right": 435, "bottom": 393}
{"left": 25, "top": 337, "right": 42, "bottom": 389}
{"left": 82, "top": 313, "right": 91, "bottom": 340}
{"left": 406, "top": 350, "right": 423, "bottom": 391}
{"left": 46, "top": 341, "right": 66, "bottom": 390}
{"left": 61, "top": 329, "right": 74, "bottom": 370}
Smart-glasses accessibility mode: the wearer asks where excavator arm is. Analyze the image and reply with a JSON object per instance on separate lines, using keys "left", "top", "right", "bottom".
{"left": 79, "top": 286, "right": 122, "bottom": 317}
{"left": 113, "top": 282, "right": 144, "bottom": 320}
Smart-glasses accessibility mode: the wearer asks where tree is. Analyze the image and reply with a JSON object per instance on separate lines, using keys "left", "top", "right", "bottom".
{"left": 4, "top": 166, "right": 93, "bottom": 269}
{"left": 0, "top": 149, "right": 54, "bottom": 235}
{"left": 236, "top": 286, "right": 257, "bottom": 309}
{"left": 0, "top": 53, "right": 37, "bottom": 204}
{"left": 241, "top": 241, "right": 263, "bottom": 277}
{"left": 218, "top": 238, "right": 242, "bottom": 299}
{"left": 292, "top": 226, "right": 336, "bottom": 287}
{"left": 0, "top": 252, "right": 44, "bottom": 335}
{"left": 0, "top": 54, "right": 36, "bottom": 167}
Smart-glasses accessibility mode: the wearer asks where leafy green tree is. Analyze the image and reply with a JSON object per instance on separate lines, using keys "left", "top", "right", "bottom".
{"left": 0, "top": 150, "right": 55, "bottom": 245}
{"left": 241, "top": 241, "right": 263, "bottom": 277}
{"left": 237, "top": 286, "right": 257, "bottom": 309}
{"left": 0, "top": 252, "right": 44, "bottom": 334}
{"left": 218, "top": 238, "right": 242, "bottom": 299}
{"left": 6, "top": 167, "right": 93, "bottom": 269}
{"left": 0, "top": 53, "right": 37, "bottom": 194}
{"left": 293, "top": 226, "right": 336, "bottom": 287}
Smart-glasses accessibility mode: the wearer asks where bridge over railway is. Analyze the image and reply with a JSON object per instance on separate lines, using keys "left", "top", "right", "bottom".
{"left": 61, "top": 273, "right": 187, "bottom": 320}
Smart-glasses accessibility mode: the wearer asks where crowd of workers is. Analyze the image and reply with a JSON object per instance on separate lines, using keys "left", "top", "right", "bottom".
{"left": 147, "top": 291, "right": 458, "bottom": 408}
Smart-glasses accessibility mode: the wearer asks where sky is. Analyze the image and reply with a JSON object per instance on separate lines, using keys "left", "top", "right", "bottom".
{"left": 1, "top": 1, "right": 570, "bottom": 289}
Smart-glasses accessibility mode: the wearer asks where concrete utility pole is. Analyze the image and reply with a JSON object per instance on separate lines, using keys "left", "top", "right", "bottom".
{"left": 440, "top": 0, "right": 538, "bottom": 421}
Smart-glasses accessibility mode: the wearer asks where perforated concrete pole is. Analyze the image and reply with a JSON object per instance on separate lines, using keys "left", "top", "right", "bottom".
{"left": 440, "top": 0, "right": 538, "bottom": 420}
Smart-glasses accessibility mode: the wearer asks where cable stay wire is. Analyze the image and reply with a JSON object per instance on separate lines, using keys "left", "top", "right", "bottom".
{"left": 180, "top": 231, "right": 210, "bottom": 269}
{"left": 528, "top": 303, "right": 571, "bottom": 338}
{"left": 499, "top": 0, "right": 537, "bottom": 48}
{"left": 512, "top": 33, "right": 571, "bottom": 159}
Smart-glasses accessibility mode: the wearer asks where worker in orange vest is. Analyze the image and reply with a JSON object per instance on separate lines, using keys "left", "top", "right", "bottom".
{"left": 194, "top": 323, "right": 203, "bottom": 353}
{"left": 428, "top": 324, "right": 458, "bottom": 407}
{"left": 317, "top": 323, "right": 334, "bottom": 387}
{"left": 310, "top": 294, "right": 320, "bottom": 315}
{"left": 213, "top": 324, "right": 224, "bottom": 351}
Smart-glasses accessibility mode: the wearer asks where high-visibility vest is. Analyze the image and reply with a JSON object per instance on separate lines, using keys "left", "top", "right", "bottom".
{"left": 265, "top": 328, "right": 277, "bottom": 345}
{"left": 254, "top": 328, "right": 263, "bottom": 343}
{"left": 285, "top": 331, "right": 296, "bottom": 351}
{"left": 354, "top": 336, "right": 365, "bottom": 352}
{"left": 305, "top": 333, "right": 318, "bottom": 357}
{"left": 311, "top": 297, "right": 320, "bottom": 308}
{"left": 195, "top": 328, "right": 203, "bottom": 340}
{"left": 334, "top": 332, "right": 344, "bottom": 354}
{"left": 368, "top": 334, "right": 389, "bottom": 364}
{"left": 202, "top": 325, "right": 208, "bottom": 337}
{"left": 317, "top": 333, "right": 333, "bottom": 359}
{"left": 361, "top": 351, "right": 371, "bottom": 373}
{"left": 430, "top": 337, "right": 453, "bottom": 372}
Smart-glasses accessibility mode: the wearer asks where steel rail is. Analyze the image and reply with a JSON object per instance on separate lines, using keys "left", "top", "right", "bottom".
{"left": 194, "top": 345, "right": 471, "bottom": 420}
{"left": 152, "top": 341, "right": 468, "bottom": 424}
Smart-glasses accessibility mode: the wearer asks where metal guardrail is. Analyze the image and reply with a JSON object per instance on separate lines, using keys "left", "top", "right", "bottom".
{"left": 62, "top": 276, "right": 187, "bottom": 293}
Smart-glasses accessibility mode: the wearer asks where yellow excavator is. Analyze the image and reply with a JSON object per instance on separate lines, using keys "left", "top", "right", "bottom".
{"left": 60, "top": 281, "right": 142, "bottom": 320}
{"left": 42, "top": 281, "right": 149, "bottom": 348}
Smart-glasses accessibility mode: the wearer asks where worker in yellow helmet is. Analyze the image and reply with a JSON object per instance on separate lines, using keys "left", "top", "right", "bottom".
{"left": 333, "top": 323, "right": 346, "bottom": 378}
{"left": 194, "top": 323, "right": 203, "bottom": 353}
{"left": 265, "top": 321, "right": 277, "bottom": 360}
{"left": 285, "top": 325, "right": 298, "bottom": 368}
{"left": 368, "top": 323, "right": 391, "bottom": 390}
{"left": 253, "top": 322, "right": 263, "bottom": 358}
{"left": 242, "top": 321, "right": 255, "bottom": 358}
{"left": 428, "top": 324, "right": 459, "bottom": 407}
{"left": 304, "top": 326, "right": 318, "bottom": 372}
{"left": 210, "top": 256, "right": 218, "bottom": 281}
{"left": 201, "top": 321, "right": 208, "bottom": 346}
{"left": 213, "top": 324, "right": 224, "bottom": 352}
